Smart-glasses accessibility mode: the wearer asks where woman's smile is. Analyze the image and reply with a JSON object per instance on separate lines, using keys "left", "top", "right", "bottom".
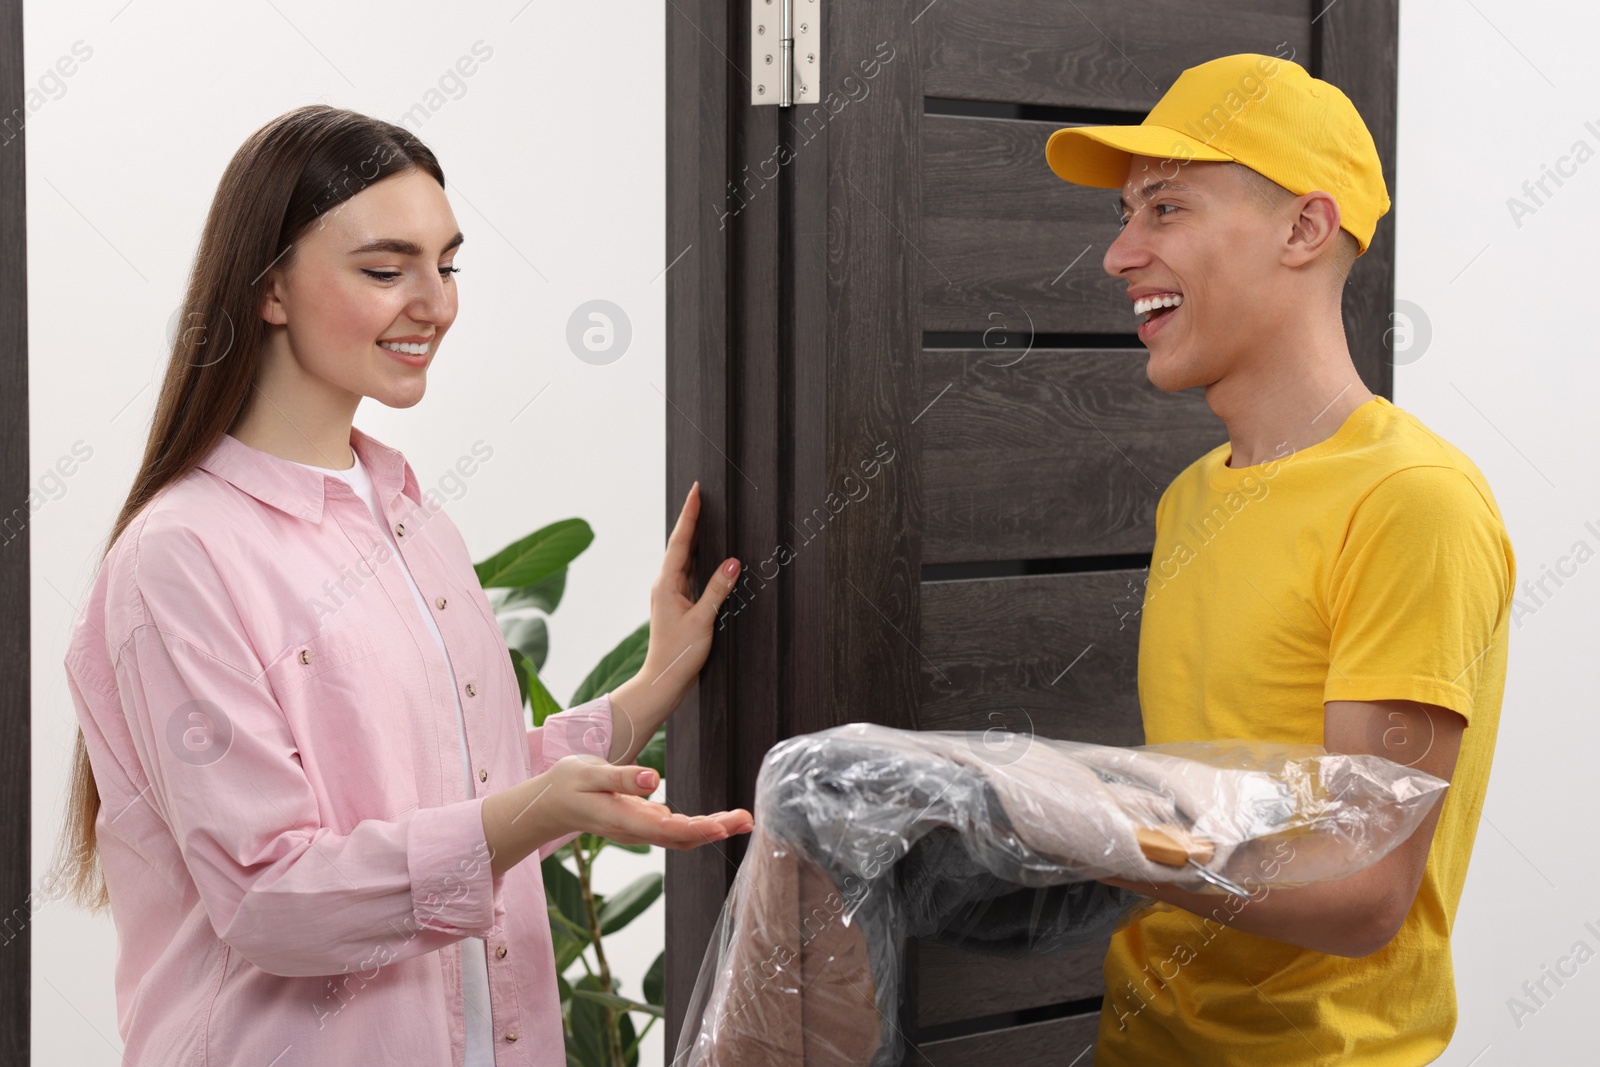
{"left": 378, "top": 337, "right": 432, "bottom": 366}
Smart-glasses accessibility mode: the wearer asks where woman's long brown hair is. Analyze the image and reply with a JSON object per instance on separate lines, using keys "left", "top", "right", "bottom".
{"left": 57, "top": 105, "right": 445, "bottom": 910}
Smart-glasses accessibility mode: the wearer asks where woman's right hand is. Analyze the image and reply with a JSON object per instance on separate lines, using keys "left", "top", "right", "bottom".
{"left": 538, "top": 754, "right": 753, "bottom": 849}
{"left": 482, "top": 754, "right": 753, "bottom": 877}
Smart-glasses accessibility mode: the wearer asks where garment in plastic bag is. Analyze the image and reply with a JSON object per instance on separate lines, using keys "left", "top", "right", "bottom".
{"left": 672, "top": 723, "right": 1449, "bottom": 1067}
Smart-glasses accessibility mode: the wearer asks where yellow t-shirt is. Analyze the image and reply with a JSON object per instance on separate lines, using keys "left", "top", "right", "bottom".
{"left": 1095, "top": 395, "right": 1516, "bottom": 1066}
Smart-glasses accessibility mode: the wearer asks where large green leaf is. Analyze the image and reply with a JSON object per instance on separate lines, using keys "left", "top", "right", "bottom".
{"left": 528, "top": 669, "right": 562, "bottom": 726}
{"left": 568, "top": 974, "right": 612, "bottom": 1067}
{"left": 542, "top": 855, "right": 589, "bottom": 949}
{"left": 549, "top": 909, "right": 588, "bottom": 975}
{"left": 548, "top": 900, "right": 591, "bottom": 944}
{"left": 635, "top": 727, "right": 666, "bottom": 777}
{"left": 570, "top": 988, "right": 664, "bottom": 1018}
{"left": 642, "top": 951, "right": 664, "bottom": 1008}
{"left": 510, "top": 647, "right": 530, "bottom": 707}
{"left": 571, "top": 622, "right": 650, "bottom": 706}
{"left": 598, "top": 873, "right": 663, "bottom": 936}
{"left": 500, "top": 614, "right": 549, "bottom": 672}
{"left": 474, "top": 518, "right": 594, "bottom": 589}
{"left": 511, "top": 648, "right": 562, "bottom": 725}
{"left": 498, "top": 567, "right": 568, "bottom": 614}
{"left": 620, "top": 1011, "right": 639, "bottom": 1067}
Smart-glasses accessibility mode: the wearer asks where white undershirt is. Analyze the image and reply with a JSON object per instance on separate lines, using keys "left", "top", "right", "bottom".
{"left": 293, "top": 448, "right": 495, "bottom": 1067}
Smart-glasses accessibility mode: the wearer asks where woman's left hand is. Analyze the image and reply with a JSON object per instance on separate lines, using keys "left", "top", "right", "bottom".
{"left": 607, "top": 483, "right": 739, "bottom": 763}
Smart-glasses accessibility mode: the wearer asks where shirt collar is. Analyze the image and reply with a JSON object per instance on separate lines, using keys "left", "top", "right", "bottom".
{"left": 195, "top": 424, "right": 420, "bottom": 524}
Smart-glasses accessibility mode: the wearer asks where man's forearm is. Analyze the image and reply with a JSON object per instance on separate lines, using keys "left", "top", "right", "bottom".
{"left": 1103, "top": 792, "right": 1438, "bottom": 959}
{"left": 1104, "top": 870, "right": 1410, "bottom": 957}
{"left": 1103, "top": 699, "right": 1459, "bottom": 958}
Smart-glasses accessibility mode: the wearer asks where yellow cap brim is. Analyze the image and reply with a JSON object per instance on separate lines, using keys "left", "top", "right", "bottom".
{"left": 1045, "top": 124, "right": 1235, "bottom": 188}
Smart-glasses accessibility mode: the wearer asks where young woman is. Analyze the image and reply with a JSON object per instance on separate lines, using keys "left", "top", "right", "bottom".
{"left": 57, "top": 105, "right": 753, "bottom": 1067}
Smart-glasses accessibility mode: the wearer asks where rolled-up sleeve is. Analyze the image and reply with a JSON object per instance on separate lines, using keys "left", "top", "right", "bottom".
{"left": 110, "top": 535, "right": 503, "bottom": 978}
{"left": 527, "top": 695, "right": 614, "bottom": 860}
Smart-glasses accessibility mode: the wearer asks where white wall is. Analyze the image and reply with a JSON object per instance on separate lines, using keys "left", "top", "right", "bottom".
{"left": 25, "top": 0, "right": 1600, "bottom": 1064}
{"left": 25, "top": 2, "right": 669, "bottom": 1064}
{"left": 1397, "top": 2, "right": 1600, "bottom": 1061}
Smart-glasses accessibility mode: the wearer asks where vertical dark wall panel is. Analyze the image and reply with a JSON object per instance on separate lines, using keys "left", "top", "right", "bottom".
{"left": 726, "top": 28, "right": 785, "bottom": 869}
{"left": 1316, "top": 0, "right": 1400, "bottom": 397}
{"left": 663, "top": 1, "right": 736, "bottom": 1054}
{"left": 665, "top": 0, "right": 933, "bottom": 1046}
{"left": 823, "top": 3, "right": 924, "bottom": 736}
{"left": 0, "top": 0, "right": 28, "bottom": 1060}
{"left": 786, "top": 98, "right": 832, "bottom": 744}
{"left": 663, "top": 0, "right": 835, "bottom": 1053}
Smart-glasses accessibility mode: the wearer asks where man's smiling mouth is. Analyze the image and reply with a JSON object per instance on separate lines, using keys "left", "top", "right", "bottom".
{"left": 1133, "top": 293, "right": 1183, "bottom": 325}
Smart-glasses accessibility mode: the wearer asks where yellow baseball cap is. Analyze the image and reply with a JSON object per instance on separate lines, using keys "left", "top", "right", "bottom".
{"left": 1044, "top": 53, "right": 1390, "bottom": 255}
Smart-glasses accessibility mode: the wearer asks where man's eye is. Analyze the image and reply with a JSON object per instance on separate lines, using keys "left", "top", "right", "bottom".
{"left": 1155, "top": 203, "right": 1177, "bottom": 216}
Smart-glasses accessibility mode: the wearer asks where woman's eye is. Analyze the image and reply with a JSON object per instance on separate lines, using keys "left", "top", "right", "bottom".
{"left": 361, "top": 267, "right": 461, "bottom": 281}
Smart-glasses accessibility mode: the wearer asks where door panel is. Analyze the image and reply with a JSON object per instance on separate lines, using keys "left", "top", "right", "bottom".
{"left": 920, "top": 348, "right": 1224, "bottom": 563}
{"left": 922, "top": 0, "right": 1314, "bottom": 108}
{"left": 919, "top": 570, "right": 1144, "bottom": 746}
{"left": 922, "top": 115, "right": 1127, "bottom": 333}
{"left": 917, "top": 1012, "right": 1102, "bottom": 1066}
{"left": 915, "top": 940, "right": 1107, "bottom": 1027}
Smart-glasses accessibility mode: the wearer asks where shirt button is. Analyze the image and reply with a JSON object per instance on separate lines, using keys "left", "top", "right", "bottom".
{"left": 478, "top": 768, "right": 488, "bottom": 783}
{"left": 465, "top": 682, "right": 477, "bottom": 697}
{"left": 395, "top": 522, "right": 406, "bottom": 537}
{"left": 299, "top": 648, "right": 313, "bottom": 665}
{"left": 435, "top": 595, "right": 447, "bottom": 610}
{"left": 495, "top": 944, "right": 507, "bottom": 959}
{"left": 504, "top": 1030, "right": 518, "bottom": 1042}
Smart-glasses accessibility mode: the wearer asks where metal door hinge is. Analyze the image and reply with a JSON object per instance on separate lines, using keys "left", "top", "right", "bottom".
{"left": 751, "top": 0, "right": 819, "bottom": 106}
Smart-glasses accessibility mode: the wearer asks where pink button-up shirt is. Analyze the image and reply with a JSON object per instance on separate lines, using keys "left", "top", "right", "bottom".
{"left": 63, "top": 425, "right": 614, "bottom": 1067}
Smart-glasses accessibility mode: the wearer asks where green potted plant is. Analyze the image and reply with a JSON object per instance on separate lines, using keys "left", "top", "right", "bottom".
{"left": 475, "top": 519, "right": 668, "bottom": 1067}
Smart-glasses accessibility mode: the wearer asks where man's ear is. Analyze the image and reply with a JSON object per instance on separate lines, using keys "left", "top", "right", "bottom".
{"left": 1282, "top": 190, "right": 1343, "bottom": 268}
{"left": 260, "top": 267, "right": 289, "bottom": 326}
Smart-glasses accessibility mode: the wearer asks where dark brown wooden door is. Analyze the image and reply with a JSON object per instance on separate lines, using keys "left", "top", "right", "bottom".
{"left": 665, "top": 1, "right": 1397, "bottom": 1061}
